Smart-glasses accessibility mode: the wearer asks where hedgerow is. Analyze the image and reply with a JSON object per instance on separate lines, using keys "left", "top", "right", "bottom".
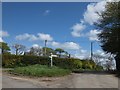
{"left": 2, "top": 54, "right": 102, "bottom": 70}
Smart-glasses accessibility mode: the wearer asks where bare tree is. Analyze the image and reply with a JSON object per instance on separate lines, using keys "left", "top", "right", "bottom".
{"left": 93, "top": 54, "right": 104, "bottom": 66}
{"left": 105, "top": 55, "right": 115, "bottom": 71}
{"left": 12, "top": 44, "right": 26, "bottom": 55}
{"left": 93, "top": 54, "right": 115, "bottom": 70}
{"left": 29, "top": 46, "right": 42, "bottom": 56}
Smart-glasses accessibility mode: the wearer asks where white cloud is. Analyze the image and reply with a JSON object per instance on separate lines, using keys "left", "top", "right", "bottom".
{"left": 16, "top": 33, "right": 28, "bottom": 40}
{"left": 0, "top": 30, "right": 9, "bottom": 42}
{"left": 81, "top": 49, "right": 87, "bottom": 53}
{"left": 74, "top": 49, "right": 89, "bottom": 59}
{"left": 83, "top": 1, "right": 106, "bottom": 25}
{"left": 51, "top": 41, "right": 60, "bottom": 47}
{"left": 71, "top": 1, "right": 107, "bottom": 38}
{"left": 51, "top": 41, "right": 80, "bottom": 50}
{"left": 29, "top": 35, "right": 38, "bottom": 41}
{"left": 50, "top": 41, "right": 113, "bottom": 60}
{"left": 74, "top": 49, "right": 111, "bottom": 60}
{"left": 0, "top": 37, "right": 3, "bottom": 42}
{"left": 0, "top": 30, "right": 9, "bottom": 37}
{"left": 16, "top": 33, "right": 53, "bottom": 41}
{"left": 71, "top": 23, "right": 86, "bottom": 37}
{"left": 32, "top": 44, "right": 41, "bottom": 49}
{"left": 38, "top": 33, "right": 53, "bottom": 41}
{"left": 87, "top": 29, "right": 101, "bottom": 41}
{"left": 63, "top": 42, "right": 80, "bottom": 50}
{"left": 16, "top": 33, "right": 38, "bottom": 41}
{"left": 95, "top": 50, "right": 105, "bottom": 56}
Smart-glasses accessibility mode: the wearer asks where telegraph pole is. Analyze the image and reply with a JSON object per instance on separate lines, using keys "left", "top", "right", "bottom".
{"left": 90, "top": 42, "right": 93, "bottom": 60}
{"left": 44, "top": 40, "right": 47, "bottom": 56}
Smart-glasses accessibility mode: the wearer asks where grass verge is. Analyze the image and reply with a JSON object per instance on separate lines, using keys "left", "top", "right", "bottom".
{"left": 11, "top": 64, "right": 71, "bottom": 77}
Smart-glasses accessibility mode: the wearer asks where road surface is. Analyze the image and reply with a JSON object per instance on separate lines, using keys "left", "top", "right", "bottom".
{"left": 1, "top": 71, "right": 119, "bottom": 88}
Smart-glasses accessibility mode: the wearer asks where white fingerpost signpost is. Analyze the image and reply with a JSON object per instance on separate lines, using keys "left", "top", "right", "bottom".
{"left": 49, "top": 53, "right": 57, "bottom": 67}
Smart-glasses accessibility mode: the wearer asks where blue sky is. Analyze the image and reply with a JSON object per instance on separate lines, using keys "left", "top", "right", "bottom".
{"left": 2, "top": 1, "right": 108, "bottom": 59}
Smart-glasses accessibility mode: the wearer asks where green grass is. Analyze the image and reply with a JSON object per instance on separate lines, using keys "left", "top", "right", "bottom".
{"left": 11, "top": 64, "right": 71, "bottom": 77}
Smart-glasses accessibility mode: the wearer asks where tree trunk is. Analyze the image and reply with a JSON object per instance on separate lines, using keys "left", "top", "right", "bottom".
{"left": 115, "top": 53, "right": 120, "bottom": 74}
{"left": 2, "top": 49, "right": 4, "bottom": 54}
{"left": 16, "top": 49, "right": 18, "bottom": 55}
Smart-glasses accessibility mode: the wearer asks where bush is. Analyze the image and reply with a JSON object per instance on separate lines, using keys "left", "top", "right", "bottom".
{"left": 2, "top": 54, "right": 50, "bottom": 68}
{"left": 2, "top": 54, "right": 103, "bottom": 70}
{"left": 53, "top": 58, "right": 84, "bottom": 70}
{"left": 2, "top": 54, "right": 22, "bottom": 68}
{"left": 11, "top": 64, "right": 71, "bottom": 77}
{"left": 81, "top": 60, "right": 96, "bottom": 70}
{"left": 95, "top": 65, "right": 104, "bottom": 71}
{"left": 21, "top": 55, "right": 50, "bottom": 66}
{"left": 73, "top": 59, "right": 82, "bottom": 69}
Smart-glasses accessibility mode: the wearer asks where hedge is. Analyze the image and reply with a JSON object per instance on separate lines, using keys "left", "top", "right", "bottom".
{"left": 2, "top": 54, "right": 50, "bottom": 68}
{"left": 2, "top": 54, "right": 102, "bottom": 70}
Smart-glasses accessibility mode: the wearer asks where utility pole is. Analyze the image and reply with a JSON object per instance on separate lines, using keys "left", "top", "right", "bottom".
{"left": 44, "top": 40, "right": 47, "bottom": 56}
{"left": 90, "top": 42, "right": 93, "bottom": 60}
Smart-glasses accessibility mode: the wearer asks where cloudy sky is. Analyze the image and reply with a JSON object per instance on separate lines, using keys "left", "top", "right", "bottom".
{"left": 1, "top": 1, "right": 108, "bottom": 59}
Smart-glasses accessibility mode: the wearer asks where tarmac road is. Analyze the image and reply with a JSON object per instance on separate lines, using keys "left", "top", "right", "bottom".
{"left": 1, "top": 71, "right": 119, "bottom": 88}
{"left": 58, "top": 73, "right": 118, "bottom": 88}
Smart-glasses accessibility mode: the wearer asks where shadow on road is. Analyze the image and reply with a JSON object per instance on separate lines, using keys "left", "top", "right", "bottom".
{"left": 72, "top": 70, "right": 117, "bottom": 75}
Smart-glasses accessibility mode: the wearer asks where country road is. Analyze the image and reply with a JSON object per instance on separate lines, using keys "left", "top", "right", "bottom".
{"left": 1, "top": 71, "right": 119, "bottom": 88}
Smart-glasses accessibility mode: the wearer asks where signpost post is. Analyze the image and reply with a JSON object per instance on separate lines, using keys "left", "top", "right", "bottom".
{"left": 49, "top": 53, "right": 57, "bottom": 67}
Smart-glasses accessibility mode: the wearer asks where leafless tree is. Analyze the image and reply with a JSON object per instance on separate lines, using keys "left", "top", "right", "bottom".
{"left": 93, "top": 54, "right": 104, "bottom": 66}
{"left": 12, "top": 44, "right": 26, "bottom": 55}
{"left": 29, "top": 47, "right": 42, "bottom": 56}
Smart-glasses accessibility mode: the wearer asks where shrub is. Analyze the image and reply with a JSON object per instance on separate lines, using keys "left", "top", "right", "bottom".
{"left": 21, "top": 55, "right": 50, "bottom": 66}
{"left": 95, "top": 65, "right": 103, "bottom": 71}
{"left": 12, "top": 64, "right": 71, "bottom": 77}
{"left": 52, "top": 58, "right": 83, "bottom": 70}
{"left": 73, "top": 59, "right": 82, "bottom": 69}
{"left": 53, "top": 57, "right": 74, "bottom": 69}
{"left": 2, "top": 54, "right": 22, "bottom": 68}
{"left": 2, "top": 54, "right": 50, "bottom": 68}
{"left": 81, "top": 59, "right": 97, "bottom": 70}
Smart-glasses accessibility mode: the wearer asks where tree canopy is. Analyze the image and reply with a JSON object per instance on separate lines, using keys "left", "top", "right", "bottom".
{"left": 55, "top": 48, "right": 64, "bottom": 53}
{"left": 42, "top": 47, "right": 56, "bottom": 56}
{"left": 0, "top": 42, "right": 10, "bottom": 54}
{"left": 95, "top": 2, "right": 120, "bottom": 71}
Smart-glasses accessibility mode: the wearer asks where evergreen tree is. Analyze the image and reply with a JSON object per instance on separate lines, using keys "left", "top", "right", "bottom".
{"left": 0, "top": 42, "right": 10, "bottom": 54}
{"left": 95, "top": 2, "right": 120, "bottom": 72}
